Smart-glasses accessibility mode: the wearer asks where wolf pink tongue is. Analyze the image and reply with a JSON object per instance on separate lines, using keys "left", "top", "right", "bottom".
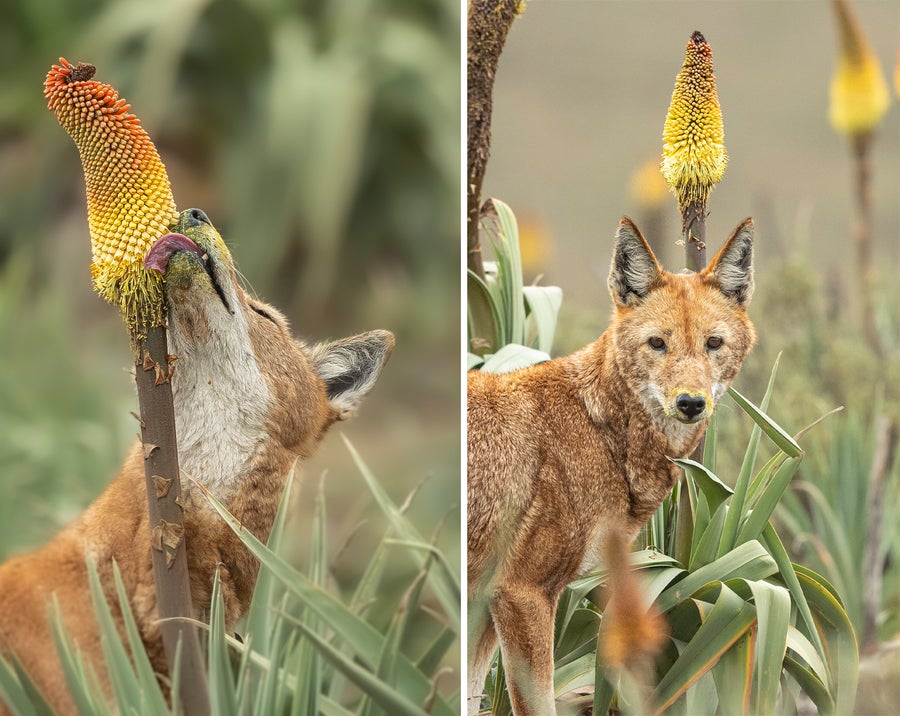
{"left": 144, "top": 233, "right": 202, "bottom": 273}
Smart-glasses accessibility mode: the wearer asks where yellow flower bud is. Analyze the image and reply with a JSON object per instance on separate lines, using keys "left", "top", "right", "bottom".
{"left": 829, "top": 0, "right": 890, "bottom": 136}
{"left": 45, "top": 58, "right": 178, "bottom": 338}
{"left": 661, "top": 31, "right": 727, "bottom": 215}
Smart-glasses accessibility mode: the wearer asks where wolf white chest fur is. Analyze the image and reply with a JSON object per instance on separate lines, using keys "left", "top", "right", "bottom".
{"left": 169, "top": 306, "right": 271, "bottom": 499}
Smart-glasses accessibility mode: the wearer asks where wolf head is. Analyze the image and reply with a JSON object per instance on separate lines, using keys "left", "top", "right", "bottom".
{"left": 145, "top": 208, "right": 393, "bottom": 496}
{"left": 607, "top": 217, "right": 756, "bottom": 434}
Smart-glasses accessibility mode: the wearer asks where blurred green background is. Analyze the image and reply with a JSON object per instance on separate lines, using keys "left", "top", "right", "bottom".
{"left": 0, "top": 0, "right": 460, "bottom": 635}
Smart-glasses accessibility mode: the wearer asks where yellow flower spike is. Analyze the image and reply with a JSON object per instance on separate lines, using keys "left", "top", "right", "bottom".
{"left": 661, "top": 30, "right": 727, "bottom": 216}
{"left": 829, "top": 0, "right": 890, "bottom": 136}
{"left": 45, "top": 58, "right": 178, "bottom": 339}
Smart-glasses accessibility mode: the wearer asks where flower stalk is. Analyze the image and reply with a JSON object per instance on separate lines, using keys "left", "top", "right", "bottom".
{"left": 661, "top": 31, "right": 727, "bottom": 271}
{"left": 45, "top": 59, "right": 209, "bottom": 715}
{"left": 829, "top": 0, "right": 890, "bottom": 355}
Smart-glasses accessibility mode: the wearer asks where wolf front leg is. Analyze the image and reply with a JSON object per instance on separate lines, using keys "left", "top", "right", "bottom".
{"left": 467, "top": 595, "right": 499, "bottom": 715}
{"left": 491, "top": 583, "right": 558, "bottom": 715}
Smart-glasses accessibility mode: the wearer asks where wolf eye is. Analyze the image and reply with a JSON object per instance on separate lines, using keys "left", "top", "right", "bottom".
{"left": 706, "top": 336, "right": 723, "bottom": 350}
{"left": 648, "top": 336, "right": 666, "bottom": 351}
{"left": 252, "top": 305, "right": 277, "bottom": 324}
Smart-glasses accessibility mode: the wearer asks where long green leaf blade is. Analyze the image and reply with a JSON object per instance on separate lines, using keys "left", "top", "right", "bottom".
{"left": 344, "top": 437, "right": 460, "bottom": 624}
{"left": 657, "top": 541, "right": 776, "bottom": 613}
{"left": 654, "top": 583, "right": 757, "bottom": 712}
{"left": 746, "top": 580, "right": 790, "bottom": 715}
{"left": 728, "top": 387, "right": 802, "bottom": 458}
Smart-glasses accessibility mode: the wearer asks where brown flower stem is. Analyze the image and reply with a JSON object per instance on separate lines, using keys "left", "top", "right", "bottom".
{"left": 467, "top": 0, "right": 522, "bottom": 282}
{"left": 852, "top": 132, "right": 880, "bottom": 355}
{"left": 134, "top": 325, "right": 210, "bottom": 716}
{"left": 862, "top": 416, "right": 896, "bottom": 648}
{"left": 682, "top": 202, "right": 707, "bottom": 273}
{"left": 683, "top": 203, "right": 708, "bottom": 464}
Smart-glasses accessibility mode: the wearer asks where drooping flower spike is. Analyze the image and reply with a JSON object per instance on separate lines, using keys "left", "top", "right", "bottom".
{"left": 661, "top": 31, "right": 727, "bottom": 217}
{"left": 45, "top": 58, "right": 178, "bottom": 338}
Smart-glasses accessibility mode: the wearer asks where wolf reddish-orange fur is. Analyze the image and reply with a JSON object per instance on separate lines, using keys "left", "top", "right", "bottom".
{"left": 467, "top": 217, "right": 756, "bottom": 715}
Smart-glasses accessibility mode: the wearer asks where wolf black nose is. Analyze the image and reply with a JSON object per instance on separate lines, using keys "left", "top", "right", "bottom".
{"left": 676, "top": 394, "right": 706, "bottom": 419}
{"left": 185, "top": 208, "right": 211, "bottom": 227}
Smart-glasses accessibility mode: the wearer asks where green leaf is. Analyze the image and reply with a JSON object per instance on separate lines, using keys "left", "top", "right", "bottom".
{"left": 208, "top": 570, "right": 238, "bottom": 716}
{"left": 728, "top": 387, "right": 802, "bottom": 458}
{"left": 466, "top": 352, "right": 484, "bottom": 370}
{"left": 486, "top": 199, "right": 526, "bottom": 344}
{"left": 85, "top": 558, "right": 145, "bottom": 713}
{"left": 479, "top": 343, "right": 551, "bottom": 373}
{"left": 286, "top": 616, "right": 429, "bottom": 716}
{"left": 758, "top": 524, "right": 826, "bottom": 658}
{"left": 291, "top": 478, "right": 326, "bottom": 716}
{"left": 552, "top": 651, "right": 595, "bottom": 698}
{"left": 746, "top": 581, "right": 790, "bottom": 715}
{"left": 735, "top": 457, "right": 802, "bottom": 547}
{"left": 192, "top": 477, "right": 455, "bottom": 716}
{"left": 362, "top": 566, "right": 430, "bottom": 716}
{"left": 522, "top": 285, "right": 562, "bottom": 354}
{"left": 48, "top": 597, "right": 107, "bottom": 716}
{"left": 344, "top": 438, "right": 460, "bottom": 625}
{"left": 690, "top": 501, "right": 729, "bottom": 570}
{"left": 782, "top": 654, "right": 832, "bottom": 714}
{"left": 703, "top": 409, "right": 718, "bottom": 471}
{"left": 657, "top": 541, "right": 776, "bottom": 613}
{"left": 415, "top": 627, "right": 456, "bottom": 676}
{"left": 655, "top": 583, "right": 757, "bottom": 711}
{"left": 674, "top": 459, "right": 733, "bottom": 512}
{"left": 0, "top": 652, "right": 54, "bottom": 716}
{"left": 795, "top": 569, "right": 858, "bottom": 714}
{"left": 785, "top": 626, "right": 829, "bottom": 688}
{"left": 467, "top": 270, "right": 500, "bottom": 355}
{"left": 732, "top": 354, "right": 782, "bottom": 489}
{"left": 246, "top": 469, "right": 296, "bottom": 652}
{"left": 592, "top": 665, "right": 616, "bottom": 716}
{"left": 554, "top": 608, "right": 601, "bottom": 668}
{"left": 711, "top": 628, "right": 753, "bottom": 716}
{"left": 110, "top": 563, "right": 171, "bottom": 714}
{"left": 718, "top": 384, "right": 800, "bottom": 559}
{"left": 686, "top": 668, "right": 721, "bottom": 716}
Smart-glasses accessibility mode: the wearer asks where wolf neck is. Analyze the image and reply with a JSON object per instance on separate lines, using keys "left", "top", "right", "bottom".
{"left": 168, "top": 305, "right": 275, "bottom": 502}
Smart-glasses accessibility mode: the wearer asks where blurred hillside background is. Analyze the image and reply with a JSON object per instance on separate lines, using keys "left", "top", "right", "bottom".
{"left": 480, "top": 0, "right": 899, "bottom": 708}
{"left": 0, "top": 0, "right": 460, "bottom": 644}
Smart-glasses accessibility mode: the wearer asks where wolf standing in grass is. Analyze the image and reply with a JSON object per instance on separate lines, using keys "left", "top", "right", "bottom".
{"left": 467, "top": 217, "right": 755, "bottom": 715}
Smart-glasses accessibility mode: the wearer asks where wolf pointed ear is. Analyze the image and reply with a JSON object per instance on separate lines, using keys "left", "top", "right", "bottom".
{"left": 608, "top": 217, "right": 663, "bottom": 307}
{"left": 309, "top": 330, "right": 394, "bottom": 419}
{"left": 704, "top": 218, "right": 754, "bottom": 306}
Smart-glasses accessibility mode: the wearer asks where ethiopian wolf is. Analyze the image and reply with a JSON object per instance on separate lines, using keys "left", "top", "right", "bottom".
{"left": 0, "top": 209, "right": 393, "bottom": 714}
{"left": 467, "top": 217, "right": 756, "bottom": 715}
